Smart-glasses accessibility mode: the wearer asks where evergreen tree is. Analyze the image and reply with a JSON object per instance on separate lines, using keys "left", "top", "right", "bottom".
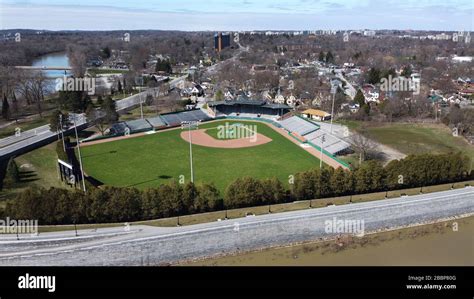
{"left": 96, "top": 95, "right": 104, "bottom": 106}
{"left": 354, "top": 89, "right": 366, "bottom": 107}
{"left": 11, "top": 92, "right": 19, "bottom": 122}
{"left": 214, "top": 90, "right": 224, "bottom": 101}
{"left": 195, "top": 183, "right": 221, "bottom": 212}
{"left": 318, "top": 51, "right": 325, "bottom": 62}
{"left": 401, "top": 65, "right": 412, "bottom": 78}
{"left": 117, "top": 80, "right": 123, "bottom": 93}
{"left": 325, "top": 51, "right": 335, "bottom": 64}
{"left": 2, "top": 94, "right": 10, "bottom": 120}
{"left": 102, "top": 96, "right": 119, "bottom": 124}
{"left": 366, "top": 68, "right": 381, "bottom": 84}
{"left": 3, "top": 157, "right": 19, "bottom": 188}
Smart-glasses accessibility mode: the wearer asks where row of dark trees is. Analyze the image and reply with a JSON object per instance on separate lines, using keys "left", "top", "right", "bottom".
{"left": 56, "top": 90, "right": 92, "bottom": 113}
{"left": 155, "top": 59, "right": 173, "bottom": 74}
{"left": 5, "top": 182, "right": 221, "bottom": 225}
{"left": 3, "top": 153, "right": 471, "bottom": 225}
{"left": 318, "top": 51, "right": 335, "bottom": 64}
{"left": 293, "top": 152, "right": 470, "bottom": 201}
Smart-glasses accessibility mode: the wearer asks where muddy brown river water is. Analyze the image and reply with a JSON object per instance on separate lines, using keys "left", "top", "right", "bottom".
{"left": 188, "top": 217, "right": 474, "bottom": 266}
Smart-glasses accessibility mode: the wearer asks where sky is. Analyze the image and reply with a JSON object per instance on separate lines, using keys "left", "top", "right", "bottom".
{"left": 0, "top": 0, "right": 473, "bottom": 31}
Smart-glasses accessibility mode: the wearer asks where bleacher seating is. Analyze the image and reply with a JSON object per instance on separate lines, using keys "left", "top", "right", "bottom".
{"left": 146, "top": 116, "right": 167, "bottom": 128}
{"left": 304, "top": 129, "right": 351, "bottom": 155}
{"left": 279, "top": 116, "right": 319, "bottom": 136}
{"left": 125, "top": 119, "right": 153, "bottom": 133}
{"left": 279, "top": 116, "right": 350, "bottom": 155}
{"left": 109, "top": 122, "right": 129, "bottom": 135}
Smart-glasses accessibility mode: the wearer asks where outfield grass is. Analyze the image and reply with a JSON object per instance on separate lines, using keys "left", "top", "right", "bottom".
{"left": 80, "top": 120, "right": 321, "bottom": 192}
{"left": 365, "top": 123, "right": 474, "bottom": 163}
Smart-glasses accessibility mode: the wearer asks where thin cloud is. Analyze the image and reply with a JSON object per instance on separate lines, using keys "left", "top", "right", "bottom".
{"left": 0, "top": 0, "right": 472, "bottom": 30}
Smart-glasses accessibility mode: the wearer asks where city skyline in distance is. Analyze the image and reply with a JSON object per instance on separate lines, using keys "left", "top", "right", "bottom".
{"left": 0, "top": 0, "right": 473, "bottom": 31}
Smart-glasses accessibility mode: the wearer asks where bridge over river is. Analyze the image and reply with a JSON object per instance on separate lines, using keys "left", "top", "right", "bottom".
{"left": 14, "top": 66, "right": 72, "bottom": 71}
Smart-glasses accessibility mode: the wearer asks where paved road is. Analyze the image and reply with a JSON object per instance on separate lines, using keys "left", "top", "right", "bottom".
{"left": 0, "top": 114, "right": 87, "bottom": 160}
{"left": 335, "top": 71, "right": 357, "bottom": 100}
{"left": 0, "top": 125, "right": 51, "bottom": 148}
{"left": 0, "top": 84, "right": 171, "bottom": 159}
{"left": 115, "top": 76, "right": 187, "bottom": 112}
{"left": 0, "top": 187, "right": 472, "bottom": 266}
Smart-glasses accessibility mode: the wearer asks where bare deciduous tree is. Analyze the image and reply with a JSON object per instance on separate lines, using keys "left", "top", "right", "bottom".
{"left": 350, "top": 130, "right": 378, "bottom": 162}
{"left": 16, "top": 71, "right": 48, "bottom": 117}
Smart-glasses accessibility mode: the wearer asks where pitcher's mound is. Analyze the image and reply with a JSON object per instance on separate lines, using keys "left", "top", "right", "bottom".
{"left": 180, "top": 129, "right": 272, "bottom": 148}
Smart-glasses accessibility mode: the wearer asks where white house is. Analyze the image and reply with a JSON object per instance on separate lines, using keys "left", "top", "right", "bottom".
{"left": 452, "top": 55, "right": 473, "bottom": 63}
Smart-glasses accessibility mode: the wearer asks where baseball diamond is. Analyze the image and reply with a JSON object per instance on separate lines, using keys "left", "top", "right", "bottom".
{"left": 80, "top": 120, "right": 325, "bottom": 192}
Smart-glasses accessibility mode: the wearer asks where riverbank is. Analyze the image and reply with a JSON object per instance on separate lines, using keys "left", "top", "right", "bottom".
{"left": 185, "top": 215, "right": 474, "bottom": 266}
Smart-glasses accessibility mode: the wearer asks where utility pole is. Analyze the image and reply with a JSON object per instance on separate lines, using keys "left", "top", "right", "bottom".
{"left": 73, "top": 115, "right": 86, "bottom": 192}
{"left": 140, "top": 93, "right": 144, "bottom": 119}
{"left": 320, "top": 134, "right": 326, "bottom": 169}
{"left": 59, "top": 114, "right": 66, "bottom": 151}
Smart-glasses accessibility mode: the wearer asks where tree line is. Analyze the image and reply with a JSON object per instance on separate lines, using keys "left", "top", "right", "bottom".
{"left": 2, "top": 152, "right": 471, "bottom": 225}
{"left": 5, "top": 182, "right": 221, "bottom": 225}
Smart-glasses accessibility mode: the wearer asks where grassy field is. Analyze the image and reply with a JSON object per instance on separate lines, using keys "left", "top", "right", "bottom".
{"left": 0, "top": 143, "right": 65, "bottom": 201}
{"left": 365, "top": 123, "right": 474, "bottom": 163}
{"left": 80, "top": 120, "right": 321, "bottom": 192}
{"left": 119, "top": 106, "right": 159, "bottom": 121}
{"left": 88, "top": 68, "right": 128, "bottom": 76}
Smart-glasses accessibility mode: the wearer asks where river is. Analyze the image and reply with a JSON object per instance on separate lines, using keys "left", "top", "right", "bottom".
{"left": 31, "top": 52, "right": 71, "bottom": 78}
{"left": 187, "top": 217, "right": 474, "bottom": 266}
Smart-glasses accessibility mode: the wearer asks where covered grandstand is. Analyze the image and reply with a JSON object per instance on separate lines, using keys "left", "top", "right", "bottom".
{"left": 105, "top": 109, "right": 212, "bottom": 137}
{"left": 279, "top": 116, "right": 351, "bottom": 155}
{"left": 280, "top": 116, "right": 319, "bottom": 136}
{"left": 160, "top": 109, "right": 212, "bottom": 126}
{"left": 208, "top": 95, "right": 291, "bottom": 118}
{"left": 109, "top": 119, "right": 153, "bottom": 136}
{"left": 146, "top": 116, "right": 167, "bottom": 128}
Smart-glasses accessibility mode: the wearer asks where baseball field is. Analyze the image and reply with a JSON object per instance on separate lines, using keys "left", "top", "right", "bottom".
{"left": 80, "top": 120, "right": 322, "bottom": 192}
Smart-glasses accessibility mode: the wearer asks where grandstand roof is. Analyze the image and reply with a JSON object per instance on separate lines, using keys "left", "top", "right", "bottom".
{"left": 146, "top": 116, "right": 167, "bottom": 128}
{"left": 161, "top": 109, "right": 211, "bottom": 126}
{"left": 263, "top": 103, "right": 292, "bottom": 109}
{"left": 126, "top": 119, "right": 153, "bottom": 132}
{"left": 280, "top": 116, "right": 319, "bottom": 136}
{"left": 302, "top": 109, "right": 331, "bottom": 118}
{"left": 209, "top": 99, "right": 290, "bottom": 110}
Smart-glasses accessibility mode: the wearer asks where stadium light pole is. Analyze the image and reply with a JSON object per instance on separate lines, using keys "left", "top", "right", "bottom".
{"left": 330, "top": 86, "right": 337, "bottom": 134}
{"left": 73, "top": 115, "right": 86, "bottom": 192}
{"left": 320, "top": 134, "right": 326, "bottom": 169}
{"left": 189, "top": 124, "right": 194, "bottom": 183}
{"left": 181, "top": 121, "right": 199, "bottom": 183}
